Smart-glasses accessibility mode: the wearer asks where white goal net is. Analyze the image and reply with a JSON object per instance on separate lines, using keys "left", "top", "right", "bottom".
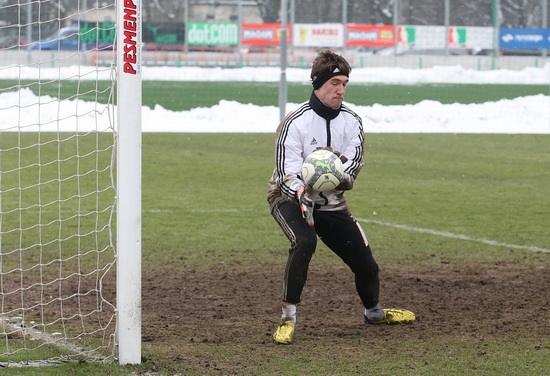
{"left": 0, "top": 0, "right": 141, "bottom": 366}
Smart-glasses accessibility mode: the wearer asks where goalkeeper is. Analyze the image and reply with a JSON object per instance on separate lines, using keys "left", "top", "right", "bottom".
{"left": 267, "top": 50, "right": 415, "bottom": 345}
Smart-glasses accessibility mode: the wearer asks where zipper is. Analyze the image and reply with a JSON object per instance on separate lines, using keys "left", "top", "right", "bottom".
{"left": 325, "top": 118, "right": 331, "bottom": 147}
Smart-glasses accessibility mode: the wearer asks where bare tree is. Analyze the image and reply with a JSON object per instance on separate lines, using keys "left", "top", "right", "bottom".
{"left": 501, "top": 0, "right": 544, "bottom": 27}
{"left": 111, "top": 0, "right": 550, "bottom": 27}
{"left": 449, "top": 0, "right": 493, "bottom": 26}
{"left": 257, "top": 0, "right": 281, "bottom": 22}
{"left": 1, "top": 0, "right": 548, "bottom": 39}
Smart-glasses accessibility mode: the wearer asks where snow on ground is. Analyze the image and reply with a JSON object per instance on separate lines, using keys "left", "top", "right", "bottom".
{"left": 0, "top": 64, "right": 549, "bottom": 133}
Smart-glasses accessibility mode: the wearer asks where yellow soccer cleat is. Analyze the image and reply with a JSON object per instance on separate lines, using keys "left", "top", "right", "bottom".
{"left": 273, "top": 320, "right": 295, "bottom": 344}
{"left": 365, "top": 308, "right": 416, "bottom": 325}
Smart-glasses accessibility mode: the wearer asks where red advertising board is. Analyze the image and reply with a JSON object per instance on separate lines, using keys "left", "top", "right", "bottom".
{"left": 241, "top": 23, "right": 290, "bottom": 45}
{"left": 241, "top": 24, "right": 394, "bottom": 47}
{"left": 346, "top": 25, "right": 395, "bottom": 47}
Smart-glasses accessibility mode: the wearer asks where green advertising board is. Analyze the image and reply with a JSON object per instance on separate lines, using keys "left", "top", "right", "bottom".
{"left": 187, "top": 22, "right": 239, "bottom": 46}
{"left": 143, "top": 23, "right": 185, "bottom": 44}
{"left": 80, "top": 22, "right": 116, "bottom": 43}
{"left": 79, "top": 22, "right": 185, "bottom": 45}
{"left": 452, "top": 27, "right": 467, "bottom": 45}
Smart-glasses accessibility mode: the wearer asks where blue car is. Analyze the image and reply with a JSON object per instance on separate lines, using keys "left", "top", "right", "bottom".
{"left": 32, "top": 27, "right": 81, "bottom": 50}
{"left": 32, "top": 26, "right": 113, "bottom": 51}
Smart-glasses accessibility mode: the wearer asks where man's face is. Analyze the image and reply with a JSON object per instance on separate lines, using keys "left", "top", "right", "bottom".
{"left": 314, "top": 75, "right": 349, "bottom": 109}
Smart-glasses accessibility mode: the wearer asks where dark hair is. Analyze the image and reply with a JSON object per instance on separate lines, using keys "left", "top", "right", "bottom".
{"left": 310, "top": 50, "right": 352, "bottom": 81}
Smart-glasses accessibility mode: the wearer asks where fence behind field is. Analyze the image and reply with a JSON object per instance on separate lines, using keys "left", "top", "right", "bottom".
{"left": 2, "top": 49, "right": 546, "bottom": 71}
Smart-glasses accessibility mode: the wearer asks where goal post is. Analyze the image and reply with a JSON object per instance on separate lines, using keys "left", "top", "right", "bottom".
{"left": 116, "top": 0, "right": 142, "bottom": 366}
{"left": 0, "top": 0, "right": 142, "bottom": 366}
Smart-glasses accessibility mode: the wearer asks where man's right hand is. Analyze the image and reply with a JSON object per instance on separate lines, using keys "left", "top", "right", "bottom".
{"left": 296, "top": 186, "right": 314, "bottom": 227}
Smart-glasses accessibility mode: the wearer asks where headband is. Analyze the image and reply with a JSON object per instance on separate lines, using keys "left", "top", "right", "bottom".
{"left": 312, "top": 65, "right": 349, "bottom": 90}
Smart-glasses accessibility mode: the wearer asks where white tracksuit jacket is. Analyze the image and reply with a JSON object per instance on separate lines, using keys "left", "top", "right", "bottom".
{"left": 267, "top": 92, "right": 365, "bottom": 211}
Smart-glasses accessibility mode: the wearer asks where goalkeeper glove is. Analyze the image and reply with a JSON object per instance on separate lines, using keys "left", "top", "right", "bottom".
{"left": 314, "top": 147, "right": 352, "bottom": 190}
{"left": 337, "top": 172, "right": 353, "bottom": 190}
{"left": 296, "top": 186, "right": 314, "bottom": 227}
{"left": 314, "top": 146, "right": 349, "bottom": 163}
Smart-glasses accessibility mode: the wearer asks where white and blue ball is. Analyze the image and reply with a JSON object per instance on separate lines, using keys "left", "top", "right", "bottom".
{"left": 301, "top": 149, "right": 344, "bottom": 192}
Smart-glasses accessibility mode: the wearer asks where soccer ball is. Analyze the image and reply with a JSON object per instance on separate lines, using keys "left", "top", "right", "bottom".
{"left": 301, "top": 149, "right": 344, "bottom": 192}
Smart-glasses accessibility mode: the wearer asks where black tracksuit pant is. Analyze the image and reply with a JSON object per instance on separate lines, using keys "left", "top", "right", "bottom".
{"left": 271, "top": 200, "right": 380, "bottom": 310}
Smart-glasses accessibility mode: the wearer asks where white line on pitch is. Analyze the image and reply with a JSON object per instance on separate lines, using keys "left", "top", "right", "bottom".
{"left": 356, "top": 217, "right": 550, "bottom": 254}
{"left": 147, "top": 208, "right": 251, "bottom": 213}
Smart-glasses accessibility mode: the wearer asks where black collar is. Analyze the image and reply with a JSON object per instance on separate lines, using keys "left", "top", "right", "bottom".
{"left": 309, "top": 91, "right": 341, "bottom": 120}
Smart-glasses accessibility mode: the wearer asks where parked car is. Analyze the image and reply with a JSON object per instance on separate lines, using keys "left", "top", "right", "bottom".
{"left": 0, "top": 35, "right": 27, "bottom": 50}
{"left": 474, "top": 48, "right": 546, "bottom": 56}
{"left": 32, "top": 27, "right": 112, "bottom": 51}
{"left": 373, "top": 46, "right": 473, "bottom": 56}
